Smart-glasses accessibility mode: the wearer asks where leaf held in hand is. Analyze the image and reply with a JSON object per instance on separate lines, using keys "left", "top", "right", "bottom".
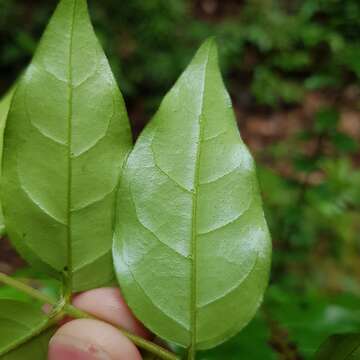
{"left": 1, "top": 0, "right": 132, "bottom": 292}
{"left": 113, "top": 38, "right": 271, "bottom": 350}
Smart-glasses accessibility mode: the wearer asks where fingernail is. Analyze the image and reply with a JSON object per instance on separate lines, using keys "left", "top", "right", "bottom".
{"left": 49, "top": 334, "right": 112, "bottom": 360}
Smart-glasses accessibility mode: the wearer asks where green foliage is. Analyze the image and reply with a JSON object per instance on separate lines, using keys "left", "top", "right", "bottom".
{"left": 315, "top": 333, "right": 360, "bottom": 360}
{"left": 86, "top": 0, "right": 360, "bottom": 108}
{"left": 267, "top": 287, "right": 360, "bottom": 358}
{"left": 259, "top": 103, "right": 360, "bottom": 256}
{"left": 113, "top": 39, "right": 271, "bottom": 352}
{"left": 254, "top": 95, "right": 360, "bottom": 359}
{"left": 1, "top": 0, "right": 132, "bottom": 291}
{"left": 2, "top": 0, "right": 360, "bottom": 110}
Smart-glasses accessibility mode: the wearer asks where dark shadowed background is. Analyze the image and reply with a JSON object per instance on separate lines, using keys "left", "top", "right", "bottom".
{"left": 1, "top": 0, "right": 360, "bottom": 359}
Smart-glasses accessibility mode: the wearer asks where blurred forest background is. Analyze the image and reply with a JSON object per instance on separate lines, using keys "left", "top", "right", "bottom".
{"left": 1, "top": 0, "right": 360, "bottom": 359}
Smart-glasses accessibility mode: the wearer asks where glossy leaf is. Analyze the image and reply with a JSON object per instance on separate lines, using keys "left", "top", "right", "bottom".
{"left": 113, "top": 39, "right": 271, "bottom": 350}
{"left": 0, "top": 299, "right": 53, "bottom": 359}
{"left": 0, "top": 88, "right": 14, "bottom": 236}
{"left": 2, "top": 0, "right": 132, "bottom": 291}
{"left": 315, "top": 333, "right": 360, "bottom": 360}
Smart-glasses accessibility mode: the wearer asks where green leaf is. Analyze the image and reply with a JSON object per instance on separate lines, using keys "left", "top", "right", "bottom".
{"left": 113, "top": 39, "right": 271, "bottom": 350}
{"left": 1, "top": 0, "right": 132, "bottom": 292}
{"left": 0, "top": 88, "right": 14, "bottom": 237}
{"left": 0, "top": 299, "right": 54, "bottom": 359}
{"left": 315, "top": 333, "right": 360, "bottom": 360}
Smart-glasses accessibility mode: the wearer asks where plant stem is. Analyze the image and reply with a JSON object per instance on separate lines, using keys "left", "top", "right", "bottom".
{"left": 0, "top": 272, "right": 179, "bottom": 360}
{"left": 0, "top": 272, "right": 56, "bottom": 305}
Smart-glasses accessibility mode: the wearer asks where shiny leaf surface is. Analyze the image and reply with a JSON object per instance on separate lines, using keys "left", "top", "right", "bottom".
{"left": 113, "top": 39, "right": 271, "bottom": 350}
{"left": 0, "top": 300, "right": 53, "bottom": 359}
{"left": 2, "top": 0, "right": 132, "bottom": 291}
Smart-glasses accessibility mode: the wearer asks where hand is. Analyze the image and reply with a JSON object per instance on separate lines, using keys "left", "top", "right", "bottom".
{"left": 48, "top": 288, "right": 152, "bottom": 360}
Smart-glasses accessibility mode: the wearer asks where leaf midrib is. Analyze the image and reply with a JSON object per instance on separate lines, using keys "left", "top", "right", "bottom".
{"left": 65, "top": 0, "right": 77, "bottom": 296}
{"left": 189, "top": 42, "right": 212, "bottom": 354}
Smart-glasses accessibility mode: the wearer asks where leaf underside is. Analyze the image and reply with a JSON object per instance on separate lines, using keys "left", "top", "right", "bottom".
{"left": 0, "top": 300, "right": 54, "bottom": 360}
{"left": 113, "top": 39, "right": 271, "bottom": 350}
{"left": 1, "top": 0, "right": 132, "bottom": 291}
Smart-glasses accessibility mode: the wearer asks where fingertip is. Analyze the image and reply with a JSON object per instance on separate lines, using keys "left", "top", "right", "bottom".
{"left": 48, "top": 319, "right": 142, "bottom": 360}
{"left": 73, "top": 287, "right": 151, "bottom": 339}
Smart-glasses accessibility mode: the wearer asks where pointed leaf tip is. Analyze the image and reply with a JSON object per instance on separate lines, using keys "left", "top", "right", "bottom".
{"left": 203, "top": 36, "right": 217, "bottom": 47}
{"left": 197, "top": 37, "right": 218, "bottom": 58}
